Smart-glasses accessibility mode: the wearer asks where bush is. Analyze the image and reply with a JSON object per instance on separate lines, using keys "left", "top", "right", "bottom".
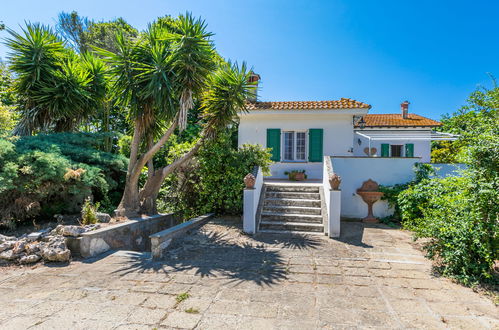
{"left": 158, "top": 129, "right": 272, "bottom": 218}
{"left": 396, "top": 130, "right": 498, "bottom": 285}
{"left": 81, "top": 197, "right": 100, "bottom": 225}
{"left": 0, "top": 133, "right": 127, "bottom": 227}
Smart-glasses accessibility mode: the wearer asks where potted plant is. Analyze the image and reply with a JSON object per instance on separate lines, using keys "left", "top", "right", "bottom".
{"left": 284, "top": 170, "right": 307, "bottom": 181}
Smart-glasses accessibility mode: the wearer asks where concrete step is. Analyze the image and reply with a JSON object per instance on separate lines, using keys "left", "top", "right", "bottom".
{"left": 259, "top": 220, "right": 324, "bottom": 232}
{"left": 261, "top": 212, "right": 323, "bottom": 223}
{"left": 265, "top": 185, "right": 320, "bottom": 193}
{"left": 265, "top": 192, "right": 320, "bottom": 200}
{"left": 264, "top": 198, "right": 321, "bottom": 208}
{"left": 263, "top": 205, "right": 322, "bottom": 215}
{"left": 258, "top": 229, "right": 325, "bottom": 236}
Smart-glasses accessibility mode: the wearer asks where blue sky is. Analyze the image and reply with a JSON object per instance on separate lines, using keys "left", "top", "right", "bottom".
{"left": 1, "top": 0, "right": 498, "bottom": 120}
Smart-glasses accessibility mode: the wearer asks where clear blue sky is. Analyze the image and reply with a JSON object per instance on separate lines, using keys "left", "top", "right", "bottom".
{"left": 1, "top": 0, "right": 498, "bottom": 120}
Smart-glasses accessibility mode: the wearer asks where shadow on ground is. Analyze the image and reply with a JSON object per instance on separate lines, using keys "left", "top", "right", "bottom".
{"left": 334, "top": 221, "right": 373, "bottom": 248}
{"left": 111, "top": 223, "right": 321, "bottom": 287}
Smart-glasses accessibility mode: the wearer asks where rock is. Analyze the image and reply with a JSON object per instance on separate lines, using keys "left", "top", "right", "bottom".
{"left": 96, "top": 212, "right": 111, "bottom": 223}
{"left": 27, "top": 228, "right": 52, "bottom": 241}
{"left": 25, "top": 242, "right": 41, "bottom": 255}
{"left": 0, "top": 241, "right": 15, "bottom": 252}
{"left": 61, "top": 225, "right": 85, "bottom": 237}
{"left": 0, "top": 249, "right": 18, "bottom": 261}
{"left": 51, "top": 225, "right": 64, "bottom": 236}
{"left": 41, "top": 236, "right": 70, "bottom": 262}
{"left": 12, "top": 239, "right": 28, "bottom": 255}
{"left": 83, "top": 224, "right": 101, "bottom": 232}
{"left": 0, "top": 234, "right": 16, "bottom": 243}
{"left": 19, "top": 254, "right": 41, "bottom": 264}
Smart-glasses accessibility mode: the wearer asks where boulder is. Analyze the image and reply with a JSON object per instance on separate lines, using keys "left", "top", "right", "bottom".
{"left": 61, "top": 225, "right": 85, "bottom": 237}
{"left": 51, "top": 225, "right": 64, "bottom": 236}
{"left": 25, "top": 242, "right": 41, "bottom": 255}
{"left": 27, "top": 228, "right": 52, "bottom": 241}
{"left": 0, "top": 249, "right": 18, "bottom": 261}
{"left": 19, "top": 254, "right": 41, "bottom": 264}
{"left": 0, "top": 241, "right": 15, "bottom": 253}
{"left": 12, "top": 239, "right": 28, "bottom": 255}
{"left": 0, "top": 234, "right": 16, "bottom": 243}
{"left": 41, "top": 237, "right": 70, "bottom": 262}
{"left": 96, "top": 212, "right": 111, "bottom": 223}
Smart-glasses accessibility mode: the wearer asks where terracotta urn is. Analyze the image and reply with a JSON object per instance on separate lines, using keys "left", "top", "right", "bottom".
{"left": 244, "top": 173, "right": 256, "bottom": 189}
{"left": 329, "top": 174, "right": 341, "bottom": 190}
{"left": 356, "top": 179, "right": 384, "bottom": 223}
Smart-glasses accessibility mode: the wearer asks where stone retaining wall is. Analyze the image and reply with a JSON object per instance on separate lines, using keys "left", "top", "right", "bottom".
{"left": 67, "top": 214, "right": 178, "bottom": 258}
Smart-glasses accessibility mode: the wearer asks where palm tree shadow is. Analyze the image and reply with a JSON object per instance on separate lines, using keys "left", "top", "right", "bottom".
{"left": 110, "top": 228, "right": 315, "bottom": 287}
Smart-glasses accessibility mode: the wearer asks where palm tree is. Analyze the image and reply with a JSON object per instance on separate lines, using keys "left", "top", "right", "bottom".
{"left": 100, "top": 14, "right": 253, "bottom": 216}
{"left": 5, "top": 24, "right": 107, "bottom": 135}
{"left": 139, "top": 62, "right": 253, "bottom": 214}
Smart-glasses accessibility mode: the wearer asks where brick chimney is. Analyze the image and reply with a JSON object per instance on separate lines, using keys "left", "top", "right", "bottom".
{"left": 401, "top": 100, "right": 410, "bottom": 119}
{"left": 247, "top": 72, "right": 260, "bottom": 102}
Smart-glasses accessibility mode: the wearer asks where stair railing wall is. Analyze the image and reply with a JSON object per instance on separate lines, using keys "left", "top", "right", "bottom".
{"left": 323, "top": 156, "right": 341, "bottom": 238}
{"left": 243, "top": 166, "right": 263, "bottom": 234}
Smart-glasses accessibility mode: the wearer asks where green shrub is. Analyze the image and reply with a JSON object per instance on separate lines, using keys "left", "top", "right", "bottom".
{"left": 81, "top": 197, "right": 100, "bottom": 225}
{"left": 396, "top": 130, "right": 498, "bottom": 285}
{"left": 0, "top": 133, "right": 127, "bottom": 227}
{"left": 158, "top": 129, "right": 272, "bottom": 218}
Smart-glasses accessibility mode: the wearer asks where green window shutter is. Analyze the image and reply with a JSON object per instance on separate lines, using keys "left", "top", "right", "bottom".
{"left": 405, "top": 143, "right": 414, "bottom": 157}
{"left": 266, "top": 129, "right": 281, "bottom": 161}
{"left": 381, "top": 144, "right": 389, "bottom": 157}
{"left": 308, "top": 129, "right": 323, "bottom": 162}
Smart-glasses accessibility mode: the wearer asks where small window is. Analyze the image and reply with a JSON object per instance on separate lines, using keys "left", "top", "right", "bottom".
{"left": 390, "top": 145, "right": 403, "bottom": 157}
{"left": 282, "top": 131, "right": 307, "bottom": 161}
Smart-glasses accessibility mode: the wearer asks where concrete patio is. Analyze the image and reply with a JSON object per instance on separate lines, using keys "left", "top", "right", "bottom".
{"left": 0, "top": 219, "right": 497, "bottom": 329}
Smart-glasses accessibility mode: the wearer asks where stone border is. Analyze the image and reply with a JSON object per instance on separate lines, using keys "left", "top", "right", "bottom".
{"left": 150, "top": 213, "right": 214, "bottom": 260}
{"left": 66, "top": 214, "right": 178, "bottom": 258}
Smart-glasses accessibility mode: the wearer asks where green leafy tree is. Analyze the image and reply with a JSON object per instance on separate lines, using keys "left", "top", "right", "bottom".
{"left": 57, "top": 11, "right": 137, "bottom": 54}
{"left": 432, "top": 81, "right": 498, "bottom": 163}
{"left": 99, "top": 14, "right": 254, "bottom": 216}
{"left": 159, "top": 128, "right": 272, "bottom": 218}
{"left": 397, "top": 84, "right": 498, "bottom": 285}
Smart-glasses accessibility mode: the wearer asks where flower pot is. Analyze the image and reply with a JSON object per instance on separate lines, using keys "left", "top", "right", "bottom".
{"left": 293, "top": 172, "right": 306, "bottom": 181}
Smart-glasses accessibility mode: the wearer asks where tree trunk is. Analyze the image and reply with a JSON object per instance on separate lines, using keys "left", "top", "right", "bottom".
{"left": 114, "top": 120, "right": 142, "bottom": 217}
{"left": 139, "top": 136, "right": 205, "bottom": 214}
{"left": 115, "top": 118, "right": 178, "bottom": 217}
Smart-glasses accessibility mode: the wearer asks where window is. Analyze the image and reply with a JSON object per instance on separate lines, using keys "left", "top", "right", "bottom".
{"left": 390, "top": 145, "right": 403, "bottom": 157}
{"left": 283, "top": 131, "right": 307, "bottom": 161}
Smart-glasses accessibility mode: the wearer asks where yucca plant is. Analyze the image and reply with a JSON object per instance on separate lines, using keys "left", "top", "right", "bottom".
{"left": 5, "top": 23, "right": 107, "bottom": 135}
{"left": 98, "top": 14, "right": 254, "bottom": 216}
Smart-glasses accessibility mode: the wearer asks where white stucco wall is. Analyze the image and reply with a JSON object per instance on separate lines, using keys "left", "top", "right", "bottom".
{"left": 238, "top": 110, "right": 367, "bottom": 179}
{"left": 331, "top": 157, "right": 420, "bottom": 219}
{"left": 353, "top": 129, "right": 432, "bottom": 162}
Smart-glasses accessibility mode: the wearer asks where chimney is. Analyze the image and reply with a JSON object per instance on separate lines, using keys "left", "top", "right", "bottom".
{"left": 247, "top": 72, "right": 260, "bottom": 102}
{"left": 401, "top": 100, "right": 410, "bottom": 119}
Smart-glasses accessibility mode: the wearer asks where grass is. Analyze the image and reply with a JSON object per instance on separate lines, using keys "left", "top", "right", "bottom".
{"left": 176, "top": 292, "right": 190, "bottom": 304}
{"left": 185, "top": 307, "right": 199, "bottom": 314}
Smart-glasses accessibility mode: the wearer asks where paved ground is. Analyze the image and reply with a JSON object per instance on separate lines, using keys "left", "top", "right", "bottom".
{"left": 0, "top": 219, "right": 497, "bottom": 329}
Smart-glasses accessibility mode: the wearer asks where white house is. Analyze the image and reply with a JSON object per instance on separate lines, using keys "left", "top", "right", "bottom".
{"left": 239, "top": 74, "right": 459, "bottom": 237}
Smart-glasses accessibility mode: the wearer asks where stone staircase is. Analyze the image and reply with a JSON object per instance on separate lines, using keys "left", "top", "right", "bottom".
{"left": 258, "top": 184, "right": 325, "bottom": 234}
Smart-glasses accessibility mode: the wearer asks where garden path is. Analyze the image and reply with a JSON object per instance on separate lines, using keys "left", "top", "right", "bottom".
{"left": 0, "top": 219, "right": 497, "bottom": 329}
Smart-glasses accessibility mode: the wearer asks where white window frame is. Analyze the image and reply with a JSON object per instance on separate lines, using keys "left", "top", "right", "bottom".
{"left": 282, "top": 130, "right": 308, "bottom": 162}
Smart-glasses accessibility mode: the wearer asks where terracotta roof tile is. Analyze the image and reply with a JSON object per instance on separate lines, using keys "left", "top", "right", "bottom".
{"left": 356, "top": 114, "right": 441, "bottom": 128}
{"left": 246, "top": 98, "right": 371, "bottom": 110}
